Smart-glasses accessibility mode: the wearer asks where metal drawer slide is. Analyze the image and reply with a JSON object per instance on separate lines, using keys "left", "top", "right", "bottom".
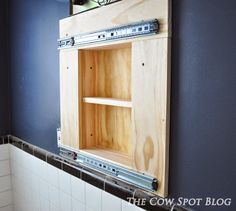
{"left": 59, "top": 146, "right": 158, "bottom": 192}
{"left": 58, "top": 19, "right": 159, "bottom": 49}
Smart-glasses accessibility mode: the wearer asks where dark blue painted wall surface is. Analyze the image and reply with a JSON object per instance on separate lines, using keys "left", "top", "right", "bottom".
{"left": 6, "top": 0, "right": 236, "bottom": 210}
{"left": 9, "top": 0, "right": 68, "bottom": 153}
{"left": 0, "top": 0, "right": 10, "bottom": 136}
{"left": 170, "top": 0, "right": 236, "bottom": 210}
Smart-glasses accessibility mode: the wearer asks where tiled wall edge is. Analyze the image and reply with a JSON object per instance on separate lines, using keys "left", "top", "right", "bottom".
{"left": 0, "top": 142, "right": 13, "bottom": 210}
{"left": 0, "top": 135, "right": 190, "bottom": 211}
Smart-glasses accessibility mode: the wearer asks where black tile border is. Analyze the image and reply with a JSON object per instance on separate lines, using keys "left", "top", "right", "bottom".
{"left": 0, "top": 135, "right": 192, "bottom": 211}
{"left": 0, "top": 136, "right": 9, "bottom": 144}
{"left": 104, "top": 176, "right": 135, "bottom": 201}
{"left": 47, "top": 155, "right": 62, "bottom": 169}
{"left": 62, "top": 162, "right": 81, "bottom": 178}
{"left": 34, "top": 147, "right": 47, "bottom": 161}
{"left": 81, "top": 167, "right": 106, "bottom": 189}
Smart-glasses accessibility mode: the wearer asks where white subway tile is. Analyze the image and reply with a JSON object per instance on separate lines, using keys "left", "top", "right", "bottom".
{"left": 85, "top": 207, "right": 95, "bottom": 211}
{"left": 59, "top": 191, "right": 72, "bottom": 211}
{"left": 31, "top": 173, "right": 40, "bottom": 193}
{"left": 11, "top": 162, "right": 20, "bottom": 179}
{"left": 0, "top": 145, "right": 9, "bottom": 161}
{"left": 20, "top": 150, "right": 30, "bottom": 169}
{"left": 71, "top": 175, "right": 85, "bottom": 203}
{"left": 13, "top": 147, "right": 24, "bottom": 165}
{"left": 72, "top": 198, "right": 85, "bottom": 211}
{"left": 0, "top": 160, "right": 10, "bottom": 177}
{"left": 47, "top": 165, "right": 59, "bottom": 188}
{"left": 40, "top": 196, "right": 50, "bottom": 211}
{"left": 85, "top": 184, "right": 102, "bottom": 211}
{"left": 22, "top": 168, "right": 33, "bottom": 188}
{"left": 11, "top": 175, "right": 22, "bottom": 194}
{"left": 0, "top": 175, "right": 11, "bottom": 192}
{"left": 122, "top": 200, "right": 145, "bottom": 211}
{"left": 59, "top": 170, "right": 71, "bottom": 195}
{"left": 48, "top": 184, "right": 60, "bottom": 206}
{"left": 30, "top": 156, "right": 40, "bottom": 175}
{"left": 24, "top": 181, "right": 33, "bottom": 203}
{"left": 50, "top": 203, "right": 60, "bottom": 211}
{"left": 11, "top": 176, "right": 16, "bottom": 192}
{"left": 31, "top": 190, "right": 40, "bottom": 211}
{"left": 0, "top": 190, "right": 12, "bottom": 208}
{"left": 9, "top": 145, "right": 16, "bottom": 161}
{"left": 37, "top": 159, "right": 48, "bottom": 181}
{"left": 39, "top": 178, "right": 49, "bottom": 199}
{"left": 25, "top": 200, "right": 34, "bottom": 211}
{"left": 15, "top": 165, "right": 25, "bottom": 182}
{"left": 0, "top": 205, "right": 13, "bottom": 211}
{"left": 9, "top": 160, "right": 15, "bottom": 176}
{"left": 102, "top": 191, "right": 122, "bottom": 211}
{"left": 12, "top": 191, "right": 21, "bottom": 211}
{"left": 29, "top": 156, "right": 37, "bottom": 173}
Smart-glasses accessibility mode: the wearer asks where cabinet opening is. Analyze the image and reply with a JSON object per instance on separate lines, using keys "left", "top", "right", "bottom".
{"left": 79, "top": 43, "right": 133, "bottom": 168}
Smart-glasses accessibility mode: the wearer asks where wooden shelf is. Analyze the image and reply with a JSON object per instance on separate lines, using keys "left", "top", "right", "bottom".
{"left": 83, "top": 97, "right": 132, "bottom": 108}
{"left": 81, "top": 148, "right": 133, "bottom": 169}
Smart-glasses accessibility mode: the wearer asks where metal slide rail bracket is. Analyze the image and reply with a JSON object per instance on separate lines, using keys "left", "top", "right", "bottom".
{"left": 59, "top": 146, "right": 158, "bottom": 192}
{"left": 58, "top": 19, "right": 159, "bottom": 49}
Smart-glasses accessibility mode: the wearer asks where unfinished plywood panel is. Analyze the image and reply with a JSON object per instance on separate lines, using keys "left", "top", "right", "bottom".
{"left": 132, "top": 38, "right": 171, "bottom": 197}
{"left": 60, "top": 0, "right": 171, "bottom": 39}
{"left": 60, "top": 50, "right": 79, "bottom": 149}
{"left": 59, "top": 0, "right": 171, "bottom": 198}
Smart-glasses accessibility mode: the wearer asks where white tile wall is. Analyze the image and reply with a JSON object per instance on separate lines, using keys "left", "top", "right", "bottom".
{"left": 8, "top": 144, "right": 145, "bottom": 211}
{"left": 102, "top": 191, "right": 122, "bottom": 211}
{"left": 0, "top": 205, "right": 14, "bottom": 211}
{"left": 85, "top": 183, "right": 102, "bottom": 211}
{"left": 0, "top": 161, "right": 10, "bottom": 177}
{"left": 0, "top": 145, "right": 13, "bottom": 211}
{"left": 0, "top": 176, "right": 11, "bottom": 193}
{"left": 122, "top": 200, "right": 145, "bottom": 211}
{"left": 0, "top": 145, "right": 9, "bottom": 161}
{"left": 71, "top": 175, "right": 85, "bottom": 204}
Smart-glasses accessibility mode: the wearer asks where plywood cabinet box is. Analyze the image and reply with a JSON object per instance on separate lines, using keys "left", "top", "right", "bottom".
{"left": 59, "top": 0, "right": 171, "bottom": 197}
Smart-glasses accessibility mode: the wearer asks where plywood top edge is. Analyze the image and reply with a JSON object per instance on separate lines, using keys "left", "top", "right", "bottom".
{"left": 60, "top": 0, "right": 171, "bottom": 38}
{"left": 59, "top": 34, "right": 169, "bottom": 52}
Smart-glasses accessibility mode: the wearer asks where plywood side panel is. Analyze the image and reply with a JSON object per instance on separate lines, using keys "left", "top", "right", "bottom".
{"left": 60, "top": 0, "right": 171, "bottom": 38}
{"left": 60, "top": 50, "right": 79, "bottom": 149}
{"left": 79, "top": 50, "right": 97, "bottom": 148}
{"left": 132, "top": 38, "right": 171, "bottom": 197}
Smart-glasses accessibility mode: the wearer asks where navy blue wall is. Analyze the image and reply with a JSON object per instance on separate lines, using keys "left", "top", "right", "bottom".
{"left": 170, "top": 0, "right": 236, "bottom": 210}
{"left": 0, "top": 0, "right": 10, "bottom": 136}
{"left": 7, "top": 0, "right": 236, "bottom": 210}
{"left": 9, "top": 0, "right": 68, "bottom": 152}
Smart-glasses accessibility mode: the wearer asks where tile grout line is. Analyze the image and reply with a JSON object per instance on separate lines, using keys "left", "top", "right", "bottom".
{"left": 0, "top": 174, "right": 11, "bottom": 178}
{"left": 0, "top": 188, "right": 12, "bottom": 194}
{"left": 0, "top": 204, "right": 13, "bottom": 209}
